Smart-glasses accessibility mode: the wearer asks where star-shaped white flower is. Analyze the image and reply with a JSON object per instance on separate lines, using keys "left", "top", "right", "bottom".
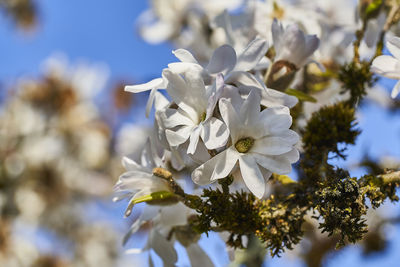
{"left": 161, "top": 67, "right": 229, "bottom": 154}
{"left": 371, "top": 36, "right": 400, "bottom": 98}
{"left": 191, "top": 89, "right": 299, "bottom": 198}
{"left": 113, "top": 139, "right": 172, "bottom": 217}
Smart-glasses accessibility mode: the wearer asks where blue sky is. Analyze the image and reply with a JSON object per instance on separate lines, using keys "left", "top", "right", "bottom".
{"left": 1, "top": 0, "right": 400, "bottom": 266}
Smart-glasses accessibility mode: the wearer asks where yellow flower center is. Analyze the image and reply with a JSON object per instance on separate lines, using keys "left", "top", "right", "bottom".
{"left": 235, "top": 137, "right": 255, "bottom": 153}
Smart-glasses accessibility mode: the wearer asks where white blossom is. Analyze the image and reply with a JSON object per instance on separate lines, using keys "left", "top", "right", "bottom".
{"left": 272, "top": 18, "right": 320, "bottom": 69}
{"left": 371, "top": 36, "right": 400, "bottom": 98}
{"left": 161, "top": 69, "right": 229, "bottom": 154}
{"left": 191, "top": 90, "right": 299, "bottom": 198}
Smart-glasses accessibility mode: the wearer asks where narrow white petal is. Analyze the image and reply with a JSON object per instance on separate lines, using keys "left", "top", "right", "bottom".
{"left": 186, "top": 243, "right": 215, "bottom": 267}
{"left": 165, "top": 126, "right": 192, "bottom": 147}
{"left": 235, "top": 38, "right": 269, "bottom": 72}
{"left": 192, "top": 147, "right": 239, "bottom": 185}
{"left": 154, "top": 91, "right": 169, "bottom": 111}
{"left": 172, "top": 49, "right": 199, "bottom": 64}
{"left": 161, "top": 108, "right": 193, "bottom": 128}
{"left": 259, "top": 107, "right": 292, "bottom": 135}
{"left": 122, "top": 157, "right": 148, "bottom": 172}
{"left": 239, "top": 89, "right": 261, "bottom": 127}
{"left": 239, "top": 155, "right": 265, "bottom": 198}
{"left": 187, "top": 126, "right": 202, "bottom": 154}
{"left": 252, "top": 135, "right": 295, "bottom": 155}
{"left": 392, "top": 80, "right": 400, "bottom": 98}
{"left": 189, "top": 139, "right": 211, "bottom": 165}
{"left": 303, "top": 35, "right": 320, "bottom": 60}
{"left": 282, "top": 148, "right": 300, "bottom": 163}
{"left": 205, "top": 74, "right": 225, "bottom": 120}
{"left": 123, "top": 218, "right": 145, "bottom": 245}
{"left": 210, "top": 147, "right": 240, "bottom": 181}
{"left": 206, "top": 44, "right": 237, "bottom": 74}
{"left": 226, "top": 71, "right": 263, "bottom": 88}
{"left": 219, "top": 99, "right": 241, "bottom": 141}
{"left": 272, "top": 18, "right": 284, "bottom": 50}
{"left": 261, "top": 87, "right": 298, "bottom": 108}
{"left": 387, "top": 36, "right": 400, "bottom": 59}
{"left": 168, "top": 62, "right": 201, "bottom": 74}
{"left": 145, "top": 87, "right": 157, "bottom": 117}
{"left": 201, "top": 117, "right": 229, "bottom": 150}
{"left": 371, "top": 55, "right": 400, "bottom": 79}
{"left": 149, "top": 230, "right": 178, "bottom": 265}
{"left": 164, "top": 69, "right": 200, "bottom": 121}
{"left": 184, "top": 67, "right": 208, "bottom": 110}
{"left": 125, "top": 78, "right": 164, "bottom": 93}
{"left": 160, "top": 202, "right": 189, "bottom": 227}
{"left": 252, "top": 153, "right": 292, "bottom": 174}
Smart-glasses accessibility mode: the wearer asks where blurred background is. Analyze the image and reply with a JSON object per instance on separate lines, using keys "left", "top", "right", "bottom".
{"left": 1, "top": 0, "right": 400, "bottom": 266}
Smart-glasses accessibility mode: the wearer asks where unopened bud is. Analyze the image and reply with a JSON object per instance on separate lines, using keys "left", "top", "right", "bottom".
{"left": 153, "top": 167, "right": 173, "bottom": 180}
{"left": 266, "top": 60, "right": 297, "bottom": 91}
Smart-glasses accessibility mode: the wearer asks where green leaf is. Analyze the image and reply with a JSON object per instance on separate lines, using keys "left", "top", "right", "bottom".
{"left": 285, "top": 88, "right": 317, "bottom": 103}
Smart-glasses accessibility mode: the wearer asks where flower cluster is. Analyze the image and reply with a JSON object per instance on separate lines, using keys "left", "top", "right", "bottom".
{"left": 115, "top": 0, "right": 400, "bottom": 266}
{"left": 0, "top": 56, "right": 123, "bottom": 266}
{"left": 117, "top": 16, "right": 318, "bottom": 267}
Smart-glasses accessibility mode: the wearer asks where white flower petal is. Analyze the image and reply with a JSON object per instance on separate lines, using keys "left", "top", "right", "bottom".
{"left": 259, "top": 107, "right": 292, "bottom": 135}
{"left": 387, "top": 36, "right": 400, "bottom": 59}
{"left": 123, "top": 218, "right": 145, "bottom": 245}
{"left": 168, "top": 62, "right": 201, "bottom": 74}
{"left": 392, "top": 80, "right": 400, "bottom": 98}
{"left": 161, "top": 108, "right": 193, "bottom": 128}
{"left": 163, "top": 69, "right": 200, "bottom": 121}
{"left": 261, "top": 87, "right": 298, "bottom": 108}
{"left": 141, "top": 139, "right": 155, "bottom": 168}
{"left": 371, "top": 55, "right": 400, "bottom": 79}
{"left": 239, "top": 155, "right": 265, "bottom": 198}
{"left": 122, "top": 157, "right": 148, "bottom": 172}
{"left": 282, "top": 148, "right": 300, "bottom": 163}
{"left": 165, "top": 126, "right": 192, "bottom": 147}
{"left": 154, "top": 91, "right": 169, "bottom": 111}
{"left": 160, "top": 202, "right": 188, "bottom": 227}
{"left": 125, "top": 78, "right": 164, "bottom": 93}
{"left": 149, "top": 230, "right": 178, "bottom": 265}
{"left": 205, "top": 74, "right": 225, "bottom": 120}
{"left": 184, "top": 67, "right": 208, "bottom": 110}
{"left": 206, "top": 44, "right": 237, "bottom": 74}
{"left": 219, "top": 98, "right": 241, "bottom": 141}
{"left": 272, "top": 18, "right": 284, "bottom": 49}
{"left": 252, "top": 153, "right": 292, "bottom": 174}
{"left": 226, "top": 71, "right": 263, "bottom": 87}
{"left": 235, "top": 38, "right": 269, "bottom": 72}
{"left": 252, "top": 132, "right": 298, "bottom": 156}
{"left": 186, "top": 243, "right": 215, "bottom": 267}
{"left": 145, "top": 87, "right": 157, "bottom": 117}
{"left": 201, "top": 117, "right": 229, "bottom": 150}
{"left": 239, "top": 89, "right": 260, "bottom": 127}
{"left": 187, "top": 126, "right": 202, "bottom": 154}
{"left": 192, "top": 147, "right": 239, "bottom": 185}
{"left": 172, "top": 49, "right": 199, "bottom": 64}
{"left": 189, "top": 140, "right": 211, "bottom": 165}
